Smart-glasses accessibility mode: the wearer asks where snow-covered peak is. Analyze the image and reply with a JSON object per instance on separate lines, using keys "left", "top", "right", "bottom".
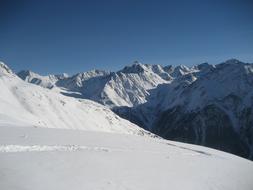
{"left": 120, "top": 62, "right": 173, "bottom": 81}
{"left": 149, "top": 64, "right": 164, "bottom": 73}
{"left": 17, "top": 70, "right": 69, "bottom": 81}
{"left": 170, "top": 65, "right": 193, "bottom": 78}
{"left": 162, "top": 65, "right": 173, "bottom": 73}
{"left": 164, "top": 59, "right": 253, "bottom": 111}
{"left": 17, "top": 70, "right": 62, "bottom": 89}
{"left": 0, "top": 61, "right": 13, "bottom": 76}
{"left": 176, "top": 65, "right": 190, "bottom": 71}
{"left": 74, "top": 69, "right": 109, "bottom": 81}
{"left": 194, "top": 62, "right": 214, "bottom": 71}
{"left": 17, "top": 70, "right": 39, "bottom": 80}
{"left": 212, "top": 59, "right": 253, "bottom": 79}
{"left": 120, "top": 61, "right": 148, "bottom": 74}
{"left": 223, "top": 58, "right": 242, "bottom": 65}
{"left": 54, "top": 73, "right": 69, "bottom": 79}
{"left": 217, "top": 59, "right": 252, "bottom": 71}
{"left": 56, "top": 69, "right": 110, "bottom": 91}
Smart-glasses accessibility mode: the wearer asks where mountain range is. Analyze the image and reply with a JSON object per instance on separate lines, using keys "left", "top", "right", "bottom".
{"left": 1, "top": 59, "right": 253, "bottom": 190}
{"left": 14, "top": 59, "right": 253, "bottom": 160}
{"left": 0, "top": 61, "right": 148, "bottom": 136}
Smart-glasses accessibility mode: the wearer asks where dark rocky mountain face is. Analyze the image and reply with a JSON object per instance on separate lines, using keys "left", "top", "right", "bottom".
{"left": 152, "top": 105, "right": 251, "bottom": 159}
{"left": 114, "top": 102, "right": 253, "bottom": 160}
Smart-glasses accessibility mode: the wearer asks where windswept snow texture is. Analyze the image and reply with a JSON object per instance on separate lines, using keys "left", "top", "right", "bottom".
{"left": 0, "top": 125, "right": 253, "bottom": 190}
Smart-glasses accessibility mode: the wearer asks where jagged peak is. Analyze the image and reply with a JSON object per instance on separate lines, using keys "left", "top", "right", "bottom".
{"left": 120, "top": 61, "right": 148, "bottom": 74}
{"left": 54, "top": 73, "right": 69, "bottom": 79}
{"left": 18, "top": 70, "right": 69, "bottom": 79}
{"left": 148, "top": 64, "right": 164, "bottom": 73}
{"left": 133, "top": 60, "right": 141, "bottom": 64}
{"left": 163, "top": 65, "right": 173, "bottom": 73}
{"left": 73, "top": 69, "right": 109, "bottom": 81}
{"left": 197, "top": 62, "right": 209, "bottom": 68}
{"left": 168, "top": 65, "right": 191, "bottom": 78}
{"left": 194, "top": 62, "right": 215, "bottom": 71}
{"left": 17, "top": 70, "right": 36, "bottom": 77}
{"left": 174, "top": 65, "right": 190, "bottom": 71}
{"left": 216, "top": 59, "right": 249, "bottom": 71}
{"left": 17, "top": 70, "right": 47, "bottom": 82}
{"left": 224, "top": 58, "right": 242, "bottom": 65}
{"left": 0, "top": 61, "right": 14, "bottom": 75}
{"left": 87, "top": 69, "right": 108, "bottom": 76}
{"left": 18, "top": 70, "right": 30, "bottom": 74}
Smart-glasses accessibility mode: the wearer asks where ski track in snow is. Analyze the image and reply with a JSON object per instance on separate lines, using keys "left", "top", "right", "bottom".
{"left": 165, "top": 142, "right": 212, "bottom": 156}
{"left": 0, "top": 145, "right": 110, "bottom": 153}
{"left": 0, "top": 144, "right": 214, "bottom": 158}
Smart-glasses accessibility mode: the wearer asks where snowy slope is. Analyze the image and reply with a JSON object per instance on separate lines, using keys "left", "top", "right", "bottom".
{"left": 0, "top": 125, "right": 253, "bottom": 190}
{"left": 0, "top": 62, "right": 147, "bottom": 135}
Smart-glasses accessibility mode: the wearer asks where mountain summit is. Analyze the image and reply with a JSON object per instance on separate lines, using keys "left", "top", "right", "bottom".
{"left": 0, "top": 61, "right": 13, "bottom": 76}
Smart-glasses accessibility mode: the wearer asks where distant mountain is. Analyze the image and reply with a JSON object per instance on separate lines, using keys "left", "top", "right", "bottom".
{"left": 16, "top": 59, "right": 253, "bottom": 159}
{"left": 17, "top": 70, "right": 68, "bottom": 89}
{"left": 1, "top": 61, "right": 148, "bottom": 136}
{"left": 115, "top": 59, "right": 253, "bottom": 159}
{"left": 18, "top": 61, "right": 175, "bottom": 107}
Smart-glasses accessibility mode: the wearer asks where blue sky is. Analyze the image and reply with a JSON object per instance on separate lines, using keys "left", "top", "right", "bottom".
{"left": 1, "top": 0, "right": 253, "bottom": 74}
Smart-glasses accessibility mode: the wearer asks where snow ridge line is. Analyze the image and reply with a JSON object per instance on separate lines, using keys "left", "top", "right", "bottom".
{"left": 0, "top": 145, "right": 110, "bottom": 153}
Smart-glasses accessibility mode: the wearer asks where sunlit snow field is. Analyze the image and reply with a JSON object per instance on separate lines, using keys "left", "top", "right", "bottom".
{"left": 0, "top": 125, "right": 253, "bottom": 190}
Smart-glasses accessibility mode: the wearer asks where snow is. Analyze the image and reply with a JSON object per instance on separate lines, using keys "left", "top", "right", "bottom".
{"left": 0, "top": 125, "right": 253, "bottom": 190}
{"left": 18, "top": 60, "right": 252, "bottom": 111}
{"left": 17, "top": 70, "right": 69, "bottom": 89}
{"left": 1, "top": 61, "right": 253, "bottom": 190}
{"left": 0, "top": 144, "right": 110, "bottom": 153}
{"left": 0, "top": 64, "right": 147, "bottom": 135}
{"left": 128, "top": 59, "right": 253, "bottom": 129}
{"left": 17, "top": 61, "right": 172, "bottom": 107}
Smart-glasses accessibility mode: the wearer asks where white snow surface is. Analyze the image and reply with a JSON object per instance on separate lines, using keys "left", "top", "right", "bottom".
{"left": 0, "top": 125, "right": 253, "bottom": 190}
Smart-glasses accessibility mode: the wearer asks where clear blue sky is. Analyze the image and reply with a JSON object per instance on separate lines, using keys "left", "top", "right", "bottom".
{"left": 1, "top": 0, "right": 253, "bottom": 74}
